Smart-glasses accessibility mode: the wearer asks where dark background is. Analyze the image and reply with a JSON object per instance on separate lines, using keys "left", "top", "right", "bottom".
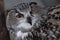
{"left": 4, "top": 0, "right": 60, "bottom": 10}
{"left": 0, "top": 0, "right": 10, "bottom": 40}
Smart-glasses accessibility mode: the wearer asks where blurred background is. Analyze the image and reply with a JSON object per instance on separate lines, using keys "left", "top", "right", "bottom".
{"left": 0, "top": 0, "right": 60, "bottom": 40}
{"left": 4, "top": 0, "right": 60, "bottom": 10}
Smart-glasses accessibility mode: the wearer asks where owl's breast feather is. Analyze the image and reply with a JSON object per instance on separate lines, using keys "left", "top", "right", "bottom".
{"left": 17, "top": 23, "right": 32, "bottom": 30}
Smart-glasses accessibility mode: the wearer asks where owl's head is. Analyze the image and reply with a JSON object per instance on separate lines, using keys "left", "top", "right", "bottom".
{"left": 7, "top": 2, "right": 48, "bottom": 31}
{"left": 6, "top": 3, "right": 39, "bottom": 32}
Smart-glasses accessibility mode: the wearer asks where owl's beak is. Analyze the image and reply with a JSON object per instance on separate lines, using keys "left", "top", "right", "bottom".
{"left": 27, "top": 16, "right": 32, "bottom": 25}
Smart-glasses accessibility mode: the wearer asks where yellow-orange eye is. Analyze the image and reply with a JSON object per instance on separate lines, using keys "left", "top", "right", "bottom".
{"left": 16, "top": 15, "right": 21, "bottom": 18}
{"left": 16, "top": 13, "right": 24, "bottom": 18}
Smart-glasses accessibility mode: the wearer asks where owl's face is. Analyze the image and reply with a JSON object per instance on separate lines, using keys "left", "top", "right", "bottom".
{"left": 15, "top": 7, "right": 33, "bottom": 30}
{"left": 12, "top": 3, "right": 40, "bottom": 31}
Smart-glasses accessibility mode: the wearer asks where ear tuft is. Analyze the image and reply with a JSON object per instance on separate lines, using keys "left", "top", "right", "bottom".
{"left": 29, "top": 2, "right": 37, "bottom": 6}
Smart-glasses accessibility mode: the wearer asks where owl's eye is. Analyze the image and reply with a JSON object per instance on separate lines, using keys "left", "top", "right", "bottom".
{"left": 16, "top": 13, "right": 24, "bottom": 18}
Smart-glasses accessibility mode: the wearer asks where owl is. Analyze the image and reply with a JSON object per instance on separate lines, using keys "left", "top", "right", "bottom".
{"left": 6, "top": 2, "right": 49, "bottom": 40}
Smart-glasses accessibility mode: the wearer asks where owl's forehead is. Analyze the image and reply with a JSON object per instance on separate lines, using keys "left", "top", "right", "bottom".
{"left": 20, "top": 9, "right": 30, "bottom": 13}
{"left": 14, "top": 3, "right": 31, "bottom": 12}
{"left": 15, "top": 7, "right": 30, "bottom": 14}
